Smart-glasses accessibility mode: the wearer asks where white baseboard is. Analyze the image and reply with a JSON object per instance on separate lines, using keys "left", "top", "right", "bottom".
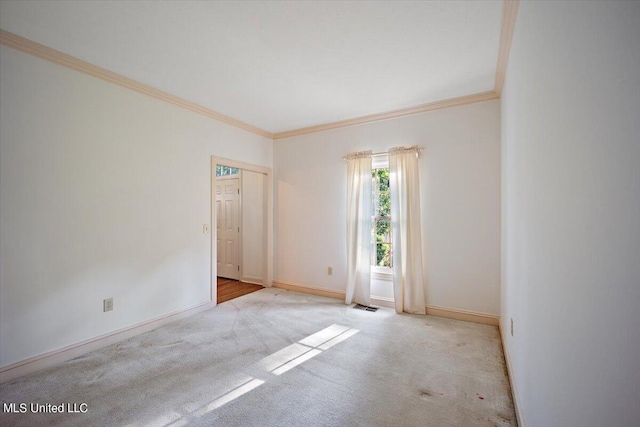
{"left": 426, "top": 304, "right": 499, "bottom": 326}
{"left": 241, "top": 276, "right": 265, "bottom": 286}
{"left": 499, "top": 322, "right": 527, "bottom": 427}
{"left": 272, "top": 281, "right": 346, "bottom": 300}
{"left": 272, "top": 281, "right": 499, "bottom": 326}
{"left": 0, "top": 300, "right": 216, "bottom": 384}
{"left": 370, "top": 295, "right": 395, "bottom": 308}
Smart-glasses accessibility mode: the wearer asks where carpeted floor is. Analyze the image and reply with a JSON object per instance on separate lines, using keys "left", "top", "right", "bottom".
{"left": 0, "top": 288, "right": 516, "bottom": 427}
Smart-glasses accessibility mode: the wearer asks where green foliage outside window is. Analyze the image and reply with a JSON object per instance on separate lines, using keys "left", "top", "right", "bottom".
{"left": 216, "top": 165, "right": 239, "bottom": 177}
{"left": 373, "top": 168, "right": 392, "bottom": 267}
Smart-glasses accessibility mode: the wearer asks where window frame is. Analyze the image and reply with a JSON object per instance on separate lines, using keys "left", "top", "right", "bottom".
{"left": 371, "top": 154, "right": 393, "bottom": 280}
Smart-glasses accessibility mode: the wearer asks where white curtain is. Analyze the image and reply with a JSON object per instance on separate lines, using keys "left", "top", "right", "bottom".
{"left": 389, "top": 146, "right": 426, "bottom": 314}
{"left": 345, "top": 151, "right": 372, "bottom": 306}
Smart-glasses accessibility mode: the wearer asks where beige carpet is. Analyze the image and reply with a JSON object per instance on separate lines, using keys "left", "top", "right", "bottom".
{"left": 0, "top": 288, "right": 516, "bottom": 426}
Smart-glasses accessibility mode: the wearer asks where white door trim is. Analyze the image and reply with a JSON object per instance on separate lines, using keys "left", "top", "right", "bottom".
{"left": 211, "top": 157, "right": 273, "bottom": 304}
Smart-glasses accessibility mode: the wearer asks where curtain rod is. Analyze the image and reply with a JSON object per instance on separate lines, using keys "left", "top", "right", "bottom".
{"left": 342, "top": 147, "right": 424, "bottom": 160}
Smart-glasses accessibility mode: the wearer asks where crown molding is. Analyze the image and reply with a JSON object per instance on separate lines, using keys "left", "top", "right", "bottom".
{"left": 273, "top": 0, "right": 518, "bottom": 140}
{"left": 1, "top": 0, "right": 519, "bottom": 141}
{"left": 0, "top": 29, "right": 274, "bottom": 139}
{"left": 495, "top": 0, "right": 521, "bottom": 96}
{"left": 272, "top": 90, "right": 499, "bottom": 140}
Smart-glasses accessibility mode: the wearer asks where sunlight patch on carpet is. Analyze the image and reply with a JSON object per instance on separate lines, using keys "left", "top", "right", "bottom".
{"left": 194, "top": 378, "right": 265, "bottom": 416}
{"left": 272, "top": 349, "right": 322, "bottom": 375}
{"left": 299, "top": 324, "right": 351, "bottom": 347}
{"left": 257, "top": 343, "right": 313, "bottom": 372}
{"left": 318, "top": 328, "right": 360, "bottom": 351}
{"left": 257, "top": 324, "right": 360, "bottom": 376}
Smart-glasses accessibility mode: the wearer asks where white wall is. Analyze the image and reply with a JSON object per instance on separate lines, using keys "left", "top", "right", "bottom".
{"left": 0, "top": 46, "right": 272, "bottom": 367}
{"left": 241, "top": 170, "right": 265, "bottom": 284}
{"left": 501, "top": 2, "right": 640, "bottom": 426}
{"left": 274, "top": 100, "right": 501, "bottom": 315}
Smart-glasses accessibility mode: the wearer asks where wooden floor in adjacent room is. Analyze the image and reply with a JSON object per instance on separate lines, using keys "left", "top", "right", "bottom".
{"left": 217, "top": 277, "right": 263, "bottom": 304}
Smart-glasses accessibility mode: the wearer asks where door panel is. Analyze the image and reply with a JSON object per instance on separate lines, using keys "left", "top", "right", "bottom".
{"left": 216, "top": 178, "right": 240, "bottom": 279}
{"left": 216, "top": 201, "right": 221, "bottom": 228}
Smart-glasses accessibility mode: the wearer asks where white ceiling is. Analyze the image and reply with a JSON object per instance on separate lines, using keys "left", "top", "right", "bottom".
{"left": 0, "top": 1, "right": 503, "bottom": 134}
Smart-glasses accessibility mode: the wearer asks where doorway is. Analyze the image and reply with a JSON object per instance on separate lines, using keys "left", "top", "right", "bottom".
{"left": 211, "top": 157, "right": 272, "bottom": 304}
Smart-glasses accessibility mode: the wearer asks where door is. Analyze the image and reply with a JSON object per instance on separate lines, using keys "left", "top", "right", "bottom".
{"left": 216, "top": 177, "right": 240, "bottom": 279}
{"left": 241, "top": 170, "right": 265, "bottom": 284}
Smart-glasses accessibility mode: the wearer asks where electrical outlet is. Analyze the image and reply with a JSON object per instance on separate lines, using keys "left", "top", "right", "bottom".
{"left": 104, "top": 298, "right": 113, "bottom": 312}
{"left": 510, "top": 318, "right": 514, "bottom": 336}
{"left": 203, "top": 224, "right": 210, "bottom": 234}
{"left": 327, "top": 267, "right": 333, "bottom": 276}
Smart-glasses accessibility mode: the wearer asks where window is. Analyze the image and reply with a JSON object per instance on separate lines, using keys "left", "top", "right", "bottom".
{"left": 216, "top": 165, "right": 239, "bottom": 177}
{"left": 372, "top": 165, "right": 392, "bottom": 268}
